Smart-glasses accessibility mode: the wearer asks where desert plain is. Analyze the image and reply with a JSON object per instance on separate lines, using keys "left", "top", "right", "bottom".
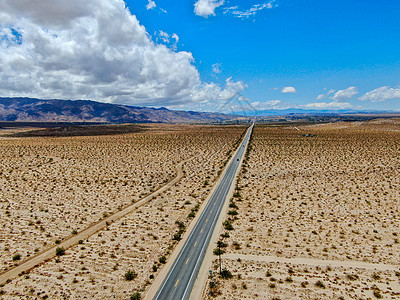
{"left": 204, "top": 118, "right": 400, "bottom": 299}
{"left": 0, "top": 118, "right": 399, "bottom": 299}
{"left": 0, "top": 124, "right": 245, "bottom": 298}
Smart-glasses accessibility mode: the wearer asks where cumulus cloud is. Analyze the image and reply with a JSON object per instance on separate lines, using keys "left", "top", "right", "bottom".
{"left": 212, "top": 63, "right": 222, "bottom": 74}
{"left": 358, "top": 86, "right": 400, "bottom": 102}
{"left": 0, "top": 0, "right": 242, "bottom": 108}
{"left": 228, "top": 1, "right": 276, "bottom": 19}
{"left": 190, "top": 77, "right": 246, "bottom": 102}
{"left": 330, "top": 86, "right": 358, "bottom": 101}
{"left": 281, "top": 86, "right": 297, "bottom": 93}
{"left": 146, "top": 0, "right": 156, "bottom": 10}
{"left": 194, "top": 0, "right": 225, "bottom": 17}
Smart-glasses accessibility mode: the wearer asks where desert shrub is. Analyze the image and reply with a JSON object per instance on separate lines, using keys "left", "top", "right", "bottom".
{"left": 130, "top": 292, "right": 141, "bottom": 300}
{"left": 12, "top": 254, "right": 21, "bottom": 261}
{"left": 125, "top": 270, "right": 137, "bottom": 281}
{"left": 285, "top": 277, "right": 293, "bottom": 283}
{"left": 315, "top": 280, "right": 325, "bottom": 288}
{"left": 173, "top": 232, "right": 182, "bottom": 241}
{"left": 232, "top": 241, "right": 241, "bottom": 250}
{"left": 229, "top": 201, "right": 238, "bottom": 209}
{"left": 55, "top": 247, "right": 65, "bottom": 256}
{"left": 209, "top": 281, "right": 216, "bottom": 289}
{"left": 220, "top": 232, "right": 230, "bottom": 238}
{"left": 159, "top": 256, "right": 166, "bottom": 264}
{"left": 175, "top": 221, "right": 185, "bottom": 228}
{"left": 213, "top": 248, "right": 225, "bottom": 256}
{"left": 217, "top": 241, "right": 227, "bottom": 248}
{"left": 220, "top": 268, "right": 232, "bottom": 279}
{"left": 228, "top": 210, "right": 238, "bottom": 216}
{"left": 346, "top": 274, "right": 359, "bottom": 280}
{"left": 223, "top": 220, "right": 233, "bottom": 230}
{"left": 373, "top": 289, "right": 382, "bottom": 299}
{"left": 372, "top": 273, "right": 381, "bottom": 280}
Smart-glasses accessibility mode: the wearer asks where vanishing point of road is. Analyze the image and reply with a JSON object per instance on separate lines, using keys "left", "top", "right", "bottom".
{"left": 153, "top": 123, "right": 254, "bottom": 300}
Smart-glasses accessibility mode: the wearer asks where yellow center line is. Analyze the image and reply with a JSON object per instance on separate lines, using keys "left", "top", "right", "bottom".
{"left": 186, "top": 258, "right": 190, "bottom": 264}
{"left": 210, "top": 209, "right": 213, "bottom": 214}
{"left": 213, "top": 203, "right": 216, "bottom": 206}
{"left": 194, "top": 241, "right": 197, "bottom": 247}
{"left": 175, "top": 279, "right": 179, "bottom": 287}
{"left": 201, "top": 229, "right": 203, "bottom": 233}
{"left": 206, "top": 218, "right": 208, "bottom": 222}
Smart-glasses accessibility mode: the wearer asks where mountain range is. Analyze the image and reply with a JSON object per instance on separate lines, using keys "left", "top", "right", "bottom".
{"left": 1, "top": 97, "right": 397, "bottom": 124}
{"left": 0, "top": 97, "right": 235, "bottom": 123}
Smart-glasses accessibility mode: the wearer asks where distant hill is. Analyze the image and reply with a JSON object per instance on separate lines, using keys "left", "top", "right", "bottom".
{"left": 0, "top": 97, "right": 235, "bottom": 123}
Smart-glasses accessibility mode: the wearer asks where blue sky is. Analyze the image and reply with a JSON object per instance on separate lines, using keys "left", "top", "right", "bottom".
{"left": 1, "top": 0, "right": 399, "bottom": 112}
{"left": 129, "top": 0, "right": 400, "bottom": 111}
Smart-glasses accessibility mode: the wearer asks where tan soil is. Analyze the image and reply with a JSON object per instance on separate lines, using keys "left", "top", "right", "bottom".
{"left": 0, "top": 124, "right": 246, "bottom": 298}
{"left": 202, "top": 119, "right": 400, "bottom": 299}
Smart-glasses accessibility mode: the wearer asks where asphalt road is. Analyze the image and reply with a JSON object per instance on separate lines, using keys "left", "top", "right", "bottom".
{"left": 154, "top": 123, "right": 254, "bottom": 300}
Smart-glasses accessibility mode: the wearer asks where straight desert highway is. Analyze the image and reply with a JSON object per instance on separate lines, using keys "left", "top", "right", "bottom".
{"left": 153, "top": 123, "right": 254, "bottom": 300}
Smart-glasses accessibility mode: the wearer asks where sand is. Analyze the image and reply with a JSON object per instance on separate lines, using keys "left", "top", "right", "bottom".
{"left": 202, "top": 119, "right": 400, "bottom": 299}
{"left": 0, "top": 124, "right": 246, "bottom": 298}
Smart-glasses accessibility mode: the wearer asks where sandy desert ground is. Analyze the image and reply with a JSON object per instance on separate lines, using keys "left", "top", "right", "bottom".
{"left": 203, "top": 118, "right": 400, "bottom": 299}
{"left": 0, "top": 124, "right": 246, "bottom": 298}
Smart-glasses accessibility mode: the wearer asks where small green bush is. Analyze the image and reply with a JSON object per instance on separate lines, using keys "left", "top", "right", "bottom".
{"left": 125, "top": 270, "right": 137, "bottom": 281}
{"left": 213, "top": 247, "right": 225, "bottom": 256}
{"left": 159, "top": 256, "right": 166, "bottom": 264}
{"left": 220, "top": 268, "right": 232, "bottom": 279}
{"left": 55, "top": 247, "right": 65, "bottom": 256}
{"left": 130, "top": 292, "right": 141, "bottom": 300}
{"left": 223, "top": 220, "right": 234, "bottom": 230}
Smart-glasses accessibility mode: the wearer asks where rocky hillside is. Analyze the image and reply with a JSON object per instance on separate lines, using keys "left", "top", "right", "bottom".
{"left": 0, "top": 97, "right": 234, "bottom": 123}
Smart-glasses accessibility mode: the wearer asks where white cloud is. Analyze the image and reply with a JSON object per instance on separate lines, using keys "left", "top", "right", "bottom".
{"left": 330, "top": 86, "right": 358, "bottom": 101}
{"left": 251, "top": 100, "right": 282, "bottom": 110}
{"left": 358, "top": 86, "right": 400, "bottom": 102}
{"left": 190, "top": 77, "right": 246, "bottom": 102}
{"left": 281, "top": 86, "right": 297, "bottom": 93}
{"left": 146, "top": 0, "right": 156, "bottom": 10}
{"left": 223, "top": 6, "right": 239, "bottom": 13}
{"left": 316, "top": 94, "right": 325, "bottom": 100}
{"left": 155, "top": 31, "right": 179, "bottom": 50}
{"left": 158, "top": 30, "right": 170, "bottom": 43}
{"left": 194, "top": 0, "right": 224, "bottom": 17}
{"left": 171, "top": 33, "right": 179, "bottom": 50}
{"left": 212, "top": 63, "right": 222, "bottom": 74}
{"left": 0, "top": 0, "right": 241, "bottom": 108}
{"left": 228, "top": 1, "right": 275, "bottom": 19}
{"left": 172, "top": 33, "right": 179, "bottom": 43}
{"left": 303, "top": 101, "right": 353, "bottom": 110}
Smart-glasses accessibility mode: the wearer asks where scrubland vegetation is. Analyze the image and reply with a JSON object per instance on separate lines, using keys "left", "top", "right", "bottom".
{"left": 0, "top": 124, "right": 245, "bottom": 298}
{"left": 204, "top": 119, "right": 400, "bottom": 299}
